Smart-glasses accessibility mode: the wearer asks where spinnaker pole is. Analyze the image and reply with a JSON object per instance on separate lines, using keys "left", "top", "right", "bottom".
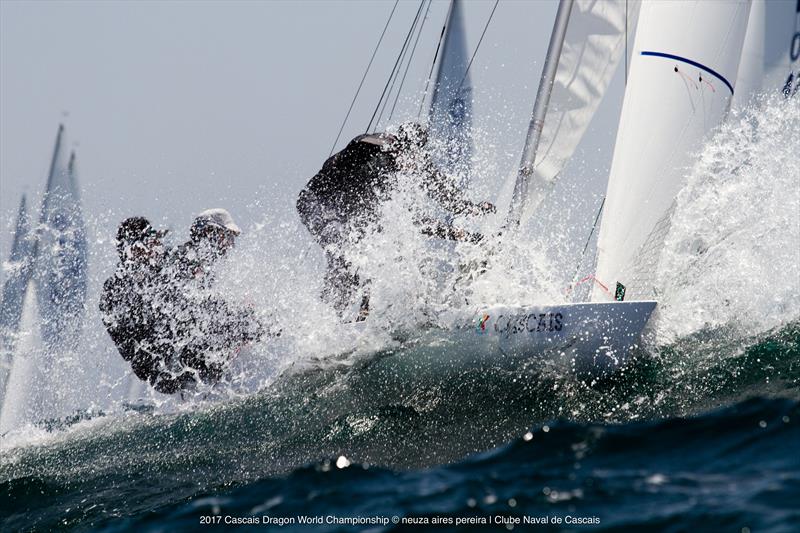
{"left": 507, "top": 0, "right": 574, "bottom": 227}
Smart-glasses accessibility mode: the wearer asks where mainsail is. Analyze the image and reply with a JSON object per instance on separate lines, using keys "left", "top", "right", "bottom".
{"left": 34, "top": 125, "right": 88, "bottom": 350}
{"left": 510, "top": 0, "right": 638, "bottom": 225}
{"left": 428, "top": 0, "right": 473, "bottom": 180}
{"left": 593, "top": 0, "right": 752, "bottom": 302}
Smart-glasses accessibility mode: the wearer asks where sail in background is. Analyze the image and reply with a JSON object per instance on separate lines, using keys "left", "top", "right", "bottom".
{"left": 593, "top": 0, "right": 752, "bottom": 302}
{"left": 34, "top": 125, "right": 88, "bottom": 351}
{"left": 428, "top": 0, "right": 473, "bottom": 181}
{"left": 734, "top": 0, "right": 799, "bottom": 107}
{"left": 518, "top": 0, "right": 639, "bottom": 224}
{"left": 0, "top": 195, "right": 35, "bottom": 403}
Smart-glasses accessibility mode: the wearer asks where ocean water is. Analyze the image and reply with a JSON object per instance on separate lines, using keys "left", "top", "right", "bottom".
{"left": 1, "top": 96, "right": 798, "bottom": 531}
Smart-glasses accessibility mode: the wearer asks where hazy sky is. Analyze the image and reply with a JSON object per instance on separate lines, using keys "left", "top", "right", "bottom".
{"left": 1, "top": 0, "right": 623, "bottom": 274}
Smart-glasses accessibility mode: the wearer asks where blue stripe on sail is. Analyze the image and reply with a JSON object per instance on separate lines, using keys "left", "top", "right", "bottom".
{"left": 641, "top": 51, "right": 734, "bottom": 94}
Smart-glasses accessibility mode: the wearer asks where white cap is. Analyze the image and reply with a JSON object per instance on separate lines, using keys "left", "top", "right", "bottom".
{"left": 194, "top": 208, "right": 241, "bottom": 235}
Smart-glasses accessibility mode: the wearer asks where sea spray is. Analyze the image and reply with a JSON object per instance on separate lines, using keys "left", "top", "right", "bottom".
{"left": 656, "top": 93, "right": 800, "bottom": 343}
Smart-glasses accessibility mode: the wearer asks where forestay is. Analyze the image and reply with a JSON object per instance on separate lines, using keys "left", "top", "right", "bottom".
{"left": 593, "top": 0, "right": 752, "bottom": 302}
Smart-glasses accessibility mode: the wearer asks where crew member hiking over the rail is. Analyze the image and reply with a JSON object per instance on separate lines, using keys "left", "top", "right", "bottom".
{"left": 100, "top": 213, "right": 266, "bottom": 395}
{"left": 296, "top": 121, "right": 495, "bottom": 320}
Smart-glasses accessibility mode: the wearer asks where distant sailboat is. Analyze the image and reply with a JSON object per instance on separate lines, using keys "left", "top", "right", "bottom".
{"left": 0, "top": 195, "right": 35, "bottom": 404}
{"left": 0, "top": 124, "right": 89, "bottom": 429}
{"left": 34, "top": 126, "right": 88, "bottom": 351}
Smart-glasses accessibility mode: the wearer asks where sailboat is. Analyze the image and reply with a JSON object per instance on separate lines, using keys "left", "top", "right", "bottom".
{"left": 465, "top": 0, "right": 767, "bottom": 374}
{"left": 0, "top": 124, "right": 89, "bottom": 429}
{"left": 318, "top": 0, "right": 791, "bottom": 377}
{"left": 34, "top": 126, "right": 88, "bottom": 352}
{"left": 387, "top": 0, "right": 762, "bottom": 373}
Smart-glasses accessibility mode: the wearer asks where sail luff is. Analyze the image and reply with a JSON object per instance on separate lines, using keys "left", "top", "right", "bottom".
{"left": 508, "top": 0, "right": 574, "bottom": 227}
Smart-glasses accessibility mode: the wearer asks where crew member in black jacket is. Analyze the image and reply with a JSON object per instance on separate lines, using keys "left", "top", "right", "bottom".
{"left": 100, "top": 216, "right": 263, "bottom": 394}
{"left": 296, "top": 122, "right": 494, "bottom": 319}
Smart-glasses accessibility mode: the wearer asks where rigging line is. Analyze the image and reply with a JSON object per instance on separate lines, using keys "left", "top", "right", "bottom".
{"left": 388, "top": 0, "right": 433, "bottom": 123}
{"left": 329, "top": 0, "right": 399, "bottom": 156}
{"left": 376, "top": 0, "right": 426, "bottom": 129}
{"left": 417, "top": 0, "right": 453, "bottom": 118}
{"left": 457, "top": 0, "right": 500, "bottom": 91}
{"left": 569, "top": 196, "right": 605, "bottom": 287}
{"left": 367, "top": 0, "right": 427, "bottom": 133}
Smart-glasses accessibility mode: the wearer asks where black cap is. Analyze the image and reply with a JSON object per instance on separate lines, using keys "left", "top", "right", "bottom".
{"left": 116, "top": 217, "right": 168, "bottom": 245}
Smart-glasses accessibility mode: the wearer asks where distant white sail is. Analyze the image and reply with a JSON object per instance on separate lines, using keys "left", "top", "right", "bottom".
{"left": 0, "top": 195, "right": 35, "bottom": 403}
{"left": 593, "top": 0, "right": 752, "bottom": 302}
{"left": 515, "top": 0, "right": 639, "bottom": 223}
{"left": 0, "top": 280, "right": 42, "bottom": 433}
{"left": 34, "top": 126, "right": 88, "bottom": 350}
{"left": 734, "top": 0, "right": 800, "bottom": 107}
{"left": 428, "top": 0, "right": 473, "bottom": 180}
{"left": 0, "top": 196, "right": 35, "bottom": 351}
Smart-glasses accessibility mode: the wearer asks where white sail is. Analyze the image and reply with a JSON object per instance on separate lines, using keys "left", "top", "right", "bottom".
{"left": 0, "top": 195, "right": 36, "bottom": 403}
{"left": 0, "top": 196, "right": 35, "bottom": 350}
{"left": 34, "top": 126, "right": 88, "bottom": 350}
{"left": 734, "top": 0, "right": 800, "bottom": 107}
{"left": 515, "top": 0, "right": 639, "bottom": 223}
{"left": 0, "top": 280, "right": 42, "bottom": 433}
{"left": 428, "top": 0, "right": 473, "bottom": 180}
{"left": 593, "top": 0, "right": 752, "bottom": 302}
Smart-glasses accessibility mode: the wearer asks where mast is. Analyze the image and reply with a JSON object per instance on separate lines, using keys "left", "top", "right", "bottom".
{"left": 507, "top": 0, "right": 574, "bottom": 226}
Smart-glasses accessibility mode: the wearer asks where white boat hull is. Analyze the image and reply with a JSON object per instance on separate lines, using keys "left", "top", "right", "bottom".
{"left": 367, "top": 301, "right": 657, "bottom": 378}
{"left": 454, "top": 300, "right": 657, "bottom": 374}
{"left": 333, "top": 301, "right": 657, "bottom": 379}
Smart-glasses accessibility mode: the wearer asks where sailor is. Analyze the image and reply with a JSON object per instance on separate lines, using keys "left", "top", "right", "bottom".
{"left": 99, "top": 217, "right": 194, "bottom": 393}
{"left": 296, "top": 121, "right": 495, "bottom": 318}
{"left": 100, "top": 214, "right": 264, "bottom": 394}
{"left": 172, "top": 208, "right": 242, "bottom": 286}
{"left": 168, "top": 208, "right": 268, "bottom": 383}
